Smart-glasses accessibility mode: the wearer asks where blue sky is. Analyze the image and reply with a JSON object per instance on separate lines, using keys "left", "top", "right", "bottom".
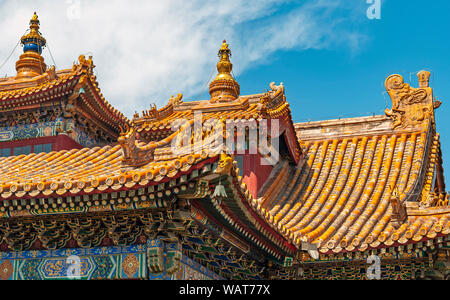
{"left": 0, "top": 0, "right": 449, "bottom": 185}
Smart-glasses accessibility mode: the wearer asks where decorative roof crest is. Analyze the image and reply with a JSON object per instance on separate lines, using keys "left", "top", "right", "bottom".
{"left": 385, "top": 71, "right": 439, "bottom": 129}
{"left": 74, "top": 55, "right": 95, "bottom": 75}
{"left": 118, "top": 124, "right": 155, "bottom": 168}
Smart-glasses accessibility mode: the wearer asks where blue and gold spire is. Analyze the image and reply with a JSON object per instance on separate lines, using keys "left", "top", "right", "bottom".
{"left": 16, "top": 12, "right": 47, "bottom": 79}
{"left": 21, "top": 12, "right": 47, "bottom": 54}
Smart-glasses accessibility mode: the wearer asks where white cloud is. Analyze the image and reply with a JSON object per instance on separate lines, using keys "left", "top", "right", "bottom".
{"left": 0, "top": 0, "right": 365, "bottom": 117}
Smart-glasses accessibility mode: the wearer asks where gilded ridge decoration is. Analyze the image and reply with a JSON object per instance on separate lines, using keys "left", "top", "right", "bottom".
{"left": 214, "top": 153, "right": 234, "bottom": 175}
{"left": 118, "top": 119, "right": 196, "bottom": 168}
{"left": 118, "top": 124, "right": 155, "bottom": 168}
{"left": 385, "top": 71, "right": 436, "bottom": 129}
{"left": 260, "top": 82, "right": 288, "bottom": 114}
{"left": 134, "top": 94, "right": 183, "bottom": 122}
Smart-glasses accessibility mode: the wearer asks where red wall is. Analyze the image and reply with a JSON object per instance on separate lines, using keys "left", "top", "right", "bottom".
{"left": 0, "top": 134, "right": 83, "bottom": 154}
{"left": 242, "top": 153, "right": 273, "bottom": 197}
{"left": 53, "top": 135, "right": 83, "bottom": 151}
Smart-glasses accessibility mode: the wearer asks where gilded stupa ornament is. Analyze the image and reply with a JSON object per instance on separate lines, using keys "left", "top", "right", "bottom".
{"left": 16, "top": 12, "right": 48, "bottom": 79}
{"left": 209, "top": 40, "right": 240, "bottom": 102}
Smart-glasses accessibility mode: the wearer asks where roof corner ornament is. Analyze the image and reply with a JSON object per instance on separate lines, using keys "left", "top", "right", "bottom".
{"left": 140, "top": 104, "right": 159, "bottom": 120}
{"left": 169, "top": 93, "right": 183, "bottom": 107}
{"left": 134, "top": 94, "right": 183, "bottom": 124}
{"left": 71, "top": 54, "right": 96, "bottom": 91}
{"left": 385, "top": 71, "right": 435, "bottom": 129}
{"left": 118, "top": 124, "right": 155, "bottom": 168}
{"left": 259, "top": 82, "right": 287, "bottom": 116}
{"left": 78, "top": 54, "right": 95, "bottom": 70}
{"left": 390, "top": 187, "right": 407, "bottom": 229}
{"left": 266, "top": 82, "right": 285, "bottom": 101}
{"left": 211, "top": 154, "right": 233, "bottom": 203}
{"left": 419, "top": 190, "right": 448, "bottom": 208}
{"left": 270, "top": 82, "right": 284, "bottom": 94}
{"left": 47, "top": 65, "right": 57, "bottom": 81}
{"left": 76, "top": 54, "right": 95, "bottom": 76}
{"left": 214, "top": 153, "right": 234, "bottom": 175}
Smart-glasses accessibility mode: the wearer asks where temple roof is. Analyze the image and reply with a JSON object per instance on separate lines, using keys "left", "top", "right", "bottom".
{"left": 0, "top": 27, "right": 447, "bottom": 261}
{"left": 0, "top": 143, "right": 208, "bottom": 198}
{"left": 0, "top": 125, "right": 295, "bottom": 260}
{"left": 132, "top": 83, "right": 302, "bottom": 164}
{"left": 258, "top": 116, "right": 449, "bottom": 254}
{"left": 251, "top": 71, "right": 450, "bottom": 258}
{"left": 0, "top": 13, "right": 129, "bottom": 139}
{"left": 0, "top": 55, "right": 128, "bottom": 127}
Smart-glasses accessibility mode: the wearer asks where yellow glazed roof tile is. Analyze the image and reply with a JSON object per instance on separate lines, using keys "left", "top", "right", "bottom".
{"left": 259, "top": 117, "right": 449, "bottom": 254}
{"left": 0, "top": 142, "right": 211, "bottom": 199}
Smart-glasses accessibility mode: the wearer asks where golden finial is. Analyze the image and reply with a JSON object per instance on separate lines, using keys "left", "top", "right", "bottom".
{"left": 215, "top": 40, "right": 233, "bottom": 81}
{"left": 209, "top": 40, "right": 240, "bottom": 102}
{"left": 15, "top": 12, "right": 47, "bottom": 79}
{"left": 27, "top": 12, "right": 44, "bottom": 39}
{"left": 219, "top": 40, "right": 231, "bottom": 57}
{"left": 21, "top": 12, "right": 47, "bottom": 51}
{"left": 30, "top": 12, "right": 39, "bottom": 28}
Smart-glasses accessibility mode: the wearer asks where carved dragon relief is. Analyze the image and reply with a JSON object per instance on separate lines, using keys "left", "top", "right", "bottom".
{"left": 118, "top": 117, "right": 195, "bottom": 168}
{"left": 385, "top": 71, "right": 437, "bottom": 129}
{"left": 118, "top": 124, "right": 155, "bottom": 168}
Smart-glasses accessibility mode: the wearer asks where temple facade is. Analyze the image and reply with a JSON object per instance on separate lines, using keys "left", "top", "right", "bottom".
{"left": 0, "top": 14, "right": 448, "bottom": 280}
